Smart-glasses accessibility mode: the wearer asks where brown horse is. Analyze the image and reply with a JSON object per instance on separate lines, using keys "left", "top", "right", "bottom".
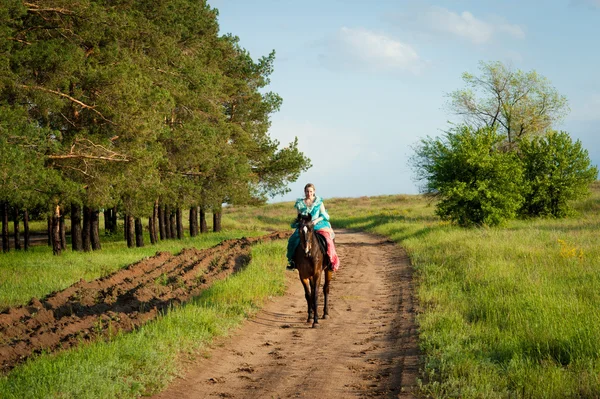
{"left": 293, "top": 214, "right": 333, "bottom": 328}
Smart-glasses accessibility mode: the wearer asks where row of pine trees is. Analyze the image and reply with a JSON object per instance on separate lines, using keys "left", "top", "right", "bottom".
{"left": 0, "top": 0, "right": 311, "bottom": 254}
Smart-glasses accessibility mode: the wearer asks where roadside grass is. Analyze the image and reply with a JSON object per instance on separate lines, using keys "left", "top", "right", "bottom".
{"left": 0, "top": 229, "right": 266, "bottom": 310}
{"left": 0, "top": 240, "right": 287, "bottom": 398}
{"left": 324, "top": 187, "right": 600, "bottom": 398}
{"left": 227, "top": 189, "right": 600, "bottom": 397}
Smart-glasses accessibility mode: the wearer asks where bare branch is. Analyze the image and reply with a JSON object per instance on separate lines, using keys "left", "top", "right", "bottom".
{"left": 17, "top": 84, "right": 115, "bottom": 125}
{"left": 23, "top": 2, "right": 76, "bottom": 15}
{"left": 47, "top": 154, "right": 129, "bottom": 161}
{"left": 47, "top": 138, "right": 129, "bottom": 162}
{"left": 59, "top": 112, "right": 77, "bottom": 128}
{"left": 9, "top": 37, "right": 32, "bottom": 45}
{"left": 57, "top": 164, "right": 95, "bottom": 178}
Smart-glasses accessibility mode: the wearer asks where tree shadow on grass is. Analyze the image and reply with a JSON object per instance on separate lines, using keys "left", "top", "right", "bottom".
{"left": 334, "top": 213, "right": 443, "bottom": 243}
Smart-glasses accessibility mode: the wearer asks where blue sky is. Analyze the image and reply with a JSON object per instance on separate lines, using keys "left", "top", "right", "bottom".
{"left": 211, "top": 0, "right": 600, "bottom": 202}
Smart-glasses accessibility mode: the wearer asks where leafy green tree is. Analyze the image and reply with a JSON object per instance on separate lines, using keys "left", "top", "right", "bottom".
{"left": 519, "top": 131, "right": 598, "bottom": 217}
{"left": 411, "top": 125, "right": 525, "bottom": 227}
{"left": 447, "top": 61, "right": 569, "bottom": 144}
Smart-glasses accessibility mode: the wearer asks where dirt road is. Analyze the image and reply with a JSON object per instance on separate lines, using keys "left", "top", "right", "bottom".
{"left": 153, "top": 230, "right": 420, "bottom": 399}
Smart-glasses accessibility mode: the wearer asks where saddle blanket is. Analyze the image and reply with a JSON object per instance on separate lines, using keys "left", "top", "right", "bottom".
{"left": 316, "top": 228, "right": 340, "bottom": 271}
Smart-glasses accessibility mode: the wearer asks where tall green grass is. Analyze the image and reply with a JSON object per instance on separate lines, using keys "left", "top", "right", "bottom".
{"left": 0, "top": 241, "right": 287, "bottom": 398}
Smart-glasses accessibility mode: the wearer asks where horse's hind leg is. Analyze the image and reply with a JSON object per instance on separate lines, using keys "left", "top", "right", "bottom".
{"left": 322, "top": 269, "right": 333, "bottom": 319}
{"left": 300, "top": 278, "right": 312, "bottom": 323}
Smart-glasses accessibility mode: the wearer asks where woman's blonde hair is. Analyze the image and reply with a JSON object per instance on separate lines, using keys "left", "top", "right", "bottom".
{"left": 304, "top": 183, "right": 315, "bottom": 191}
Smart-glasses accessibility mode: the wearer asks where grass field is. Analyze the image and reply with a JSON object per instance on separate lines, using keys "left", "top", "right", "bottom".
{"left": 326, "top": 186, "right": 600, "bottom": 398}
{"left": 2, "top": 183, "right": 600, "bottom": 398}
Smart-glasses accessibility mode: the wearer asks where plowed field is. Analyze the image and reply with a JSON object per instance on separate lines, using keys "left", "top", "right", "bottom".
{"left": 0, "top": 231, "right": 289, "bottom": 373}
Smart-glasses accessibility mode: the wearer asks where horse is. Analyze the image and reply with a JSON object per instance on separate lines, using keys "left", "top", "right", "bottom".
{"left": 293, "top": 214, "right": 333, "bottom": 328}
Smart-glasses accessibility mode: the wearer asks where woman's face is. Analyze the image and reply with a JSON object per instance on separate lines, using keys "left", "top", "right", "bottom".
{"left": 304, "top": 186, "right": 315, "bottom": 200}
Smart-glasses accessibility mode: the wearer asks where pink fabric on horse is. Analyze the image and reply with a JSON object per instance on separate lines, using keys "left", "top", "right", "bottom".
{"left": 316, "top": 229, "right": 340, "bottom": 271}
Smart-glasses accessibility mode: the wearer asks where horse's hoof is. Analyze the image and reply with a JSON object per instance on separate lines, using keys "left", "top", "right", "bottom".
{"left": 306, "top": 318, "right": 312, "bottom": 323}
{"left": 322, "top": 314, "right": 328, "bottom": 320}
{"left": 312, "top": 323, "right": 320, "bottom": 328}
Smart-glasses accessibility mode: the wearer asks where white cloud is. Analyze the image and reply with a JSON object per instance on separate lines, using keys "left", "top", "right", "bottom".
{"left": 270, "top": 118, "right": 364, "bottom": 173}
{"left": 320, "top": 27, "right": 422, "bottom": 74}
{"left": 570, "top": 0, "right": 600, "bottom": 8}
{"left": 267, "top": 118, "right": 415, "bottom": 202}
{"left": 401, "top": 6, "right": 525, "bottom": 44}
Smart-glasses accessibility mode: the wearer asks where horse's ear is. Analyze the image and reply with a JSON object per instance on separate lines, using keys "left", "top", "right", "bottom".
{"left": 306, "top": 214, "right": 312, "bottom": 222}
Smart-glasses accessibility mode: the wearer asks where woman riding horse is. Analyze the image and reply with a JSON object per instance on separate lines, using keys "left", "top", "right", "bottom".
{"left": 286, "top": 183, "right": 339, "bottom": 271}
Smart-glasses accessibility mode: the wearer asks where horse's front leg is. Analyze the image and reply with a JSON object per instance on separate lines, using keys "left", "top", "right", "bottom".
{"left": 300, "top": 278, "right": 312, "bottom": 323}
{"left": 322, "top": 269, "right": 333, "bottom": 319}
{"left": 311, "top": 273, "right": 321, "bottom": 328}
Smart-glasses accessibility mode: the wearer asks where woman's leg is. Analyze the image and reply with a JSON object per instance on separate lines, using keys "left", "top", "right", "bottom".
{"left": 286, "top": 229, "right": 300, "bottom": 267}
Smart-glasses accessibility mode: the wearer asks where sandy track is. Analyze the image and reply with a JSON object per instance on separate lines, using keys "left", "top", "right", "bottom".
{"left": 0, "top": 231, "right": 289, "bottom": 373}
{"left": 153, "top": 229, "right": 420, "bottom": 399}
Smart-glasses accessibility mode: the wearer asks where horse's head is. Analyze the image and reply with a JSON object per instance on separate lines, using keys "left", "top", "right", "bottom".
{"left": 297, "top": 213, "right": 314, "bottom": 256}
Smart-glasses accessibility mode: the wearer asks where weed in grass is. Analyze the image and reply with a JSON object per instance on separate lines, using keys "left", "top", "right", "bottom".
{"left": 167, "top": 276, "right": 185, "bottom": 289}
{"left": 557, "top": 238, "right": 584, "bottom": 261}
{"left": 208, "top": 257, "right": 220, "bottom": 271}
{"left": 154, "top": 273, "right": 169, "bottom": 286}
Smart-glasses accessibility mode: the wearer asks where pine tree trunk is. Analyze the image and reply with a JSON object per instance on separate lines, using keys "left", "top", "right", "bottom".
{"left": 158, "top": 204, "right": 165, "bottom": 240}
{"left": 104, "top": 208, "right": 112, "bottom": 234}
{"left": 1, "top": 202, "right": 9, "bottom": 252}
{"left": 82, "top": 206, "right": 92, "bottom": 252}
{"left": 13, "top": 207, "right": 21, "bottom": 250}
{"left": 23, "top": 209, "right": 30, "bottom": 251}
{"left": 47, "top": 216, "right": 52, "bottom": 247}
{"left": 126, "top": 215, "right": 135, "bottom": 248}
{"left": 111, "top": 206, "right": 118, "bottom": 234}
{"left": 135, "top": 218, "right": 144, "bottom": 247}
{"left": 52, "top": 205, "right": 61, "bottom": 256}
{"left": 59, "top": 214, "right": 66, "bottom": 250}
{"left": 71, "top": 204, "right": 83, "bottom": 251}
{"left": 169, "top": 209, "right": 176, "bottom": 239}
{"left": 200, "top": 208, "right": 208, "bottom": 233}
{"left": 176, "top": 207, "right": 183, "bottom": 239}
{"left": 213, "top": 211, "right": 222, "bottom": 233}
{"left": 149, "top": 217, "right": 156, "bottom": 244}
{"left": 158, "top": 204, "right": 166, "bottom": 240}
{"left": 124, "top": 214, "right": 130, "bottom": 246}
{"left": 152, "top": 200, "right": 159, "bottom": 243}
{"left": 189, "top": 206, "right": 198, "bottom": 237}
{"left": 164, "top": 205, "right": 172, "bottom": 239}
{"left": 90, "top": 209, "right": 101, "bottom": 250}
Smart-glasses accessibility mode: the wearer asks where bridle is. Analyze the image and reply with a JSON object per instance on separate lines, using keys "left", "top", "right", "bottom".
{"left": 298, "top": 215, "right": 314, "bottom": 256}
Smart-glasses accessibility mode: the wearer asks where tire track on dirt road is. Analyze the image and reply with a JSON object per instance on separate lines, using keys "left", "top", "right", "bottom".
{"left": 153, "top": 229, "right": 421, "bottom": 399}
